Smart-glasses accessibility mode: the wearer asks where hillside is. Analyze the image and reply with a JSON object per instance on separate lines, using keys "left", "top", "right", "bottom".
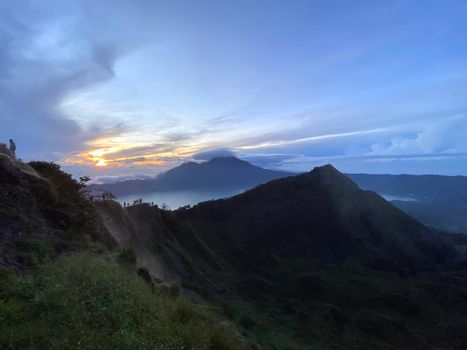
{"left": 174, "top": 165, "right": 456, "bottom": 274}
{"left": 0, "top": 150, "right": 243, "bottom": 350}
{"left": 99, "top": 164, "right": 467, "bottom": 349}
{"left": 90, "top": 156, "right": 293, "bottom": 196}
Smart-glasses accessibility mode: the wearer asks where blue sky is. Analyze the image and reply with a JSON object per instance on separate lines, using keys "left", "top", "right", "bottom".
{"left": 1, "top": 0, "right": 467, "bottom": 177}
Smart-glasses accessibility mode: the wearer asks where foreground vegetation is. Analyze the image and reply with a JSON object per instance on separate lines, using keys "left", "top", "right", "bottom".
{"left": 0, "top": 251, "right": 240, "bottom": 350}
{"left": 0, "top": 149, "right": 241, "bottom": 350}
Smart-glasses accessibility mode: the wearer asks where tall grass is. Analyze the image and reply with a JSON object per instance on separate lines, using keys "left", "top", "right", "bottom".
{"left": 0, "top": 253, "right": 240, "bottom": 350}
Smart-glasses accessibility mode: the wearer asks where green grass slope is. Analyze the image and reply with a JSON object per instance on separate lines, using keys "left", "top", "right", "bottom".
{"left": 0, "top": 150, "right": 244, "bottom": 350}
{"left": 0, "top": 252, "right": 240, "bottom": 350}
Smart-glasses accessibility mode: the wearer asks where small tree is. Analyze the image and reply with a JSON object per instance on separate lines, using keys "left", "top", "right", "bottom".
{"left": 101, "top": 191, "right": 117, "bottom": 201}
{"left": 160, "top": 202, "right": 171, "bottom": 211}
{"left": 8, "top": 139, "right": 16, "bottom": 157}
{"left": 78, "top": 176, "right": 92, "bottom": 198}
{"left": 79, "top": 176, "right": 91, "bottom": 186}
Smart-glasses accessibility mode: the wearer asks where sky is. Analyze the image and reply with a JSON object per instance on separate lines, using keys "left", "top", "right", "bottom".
{"left": 1, "top": 0, "right": 467, "bottom": 178}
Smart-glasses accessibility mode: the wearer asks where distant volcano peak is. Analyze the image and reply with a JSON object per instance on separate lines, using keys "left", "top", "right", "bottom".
{"left": 206, "top": 155, "right": 244, "bottom": 163}
{"left": 91, "top": 156, "right": 293, "bottom": 195}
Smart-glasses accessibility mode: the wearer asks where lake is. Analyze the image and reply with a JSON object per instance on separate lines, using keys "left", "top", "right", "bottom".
{"left": 117, "top": 187, "right": 246, "bottom": 209}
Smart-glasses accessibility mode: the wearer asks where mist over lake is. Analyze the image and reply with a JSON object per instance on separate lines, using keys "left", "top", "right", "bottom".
{"left": 117, "top": 187, "right": 246, "bottom": 209}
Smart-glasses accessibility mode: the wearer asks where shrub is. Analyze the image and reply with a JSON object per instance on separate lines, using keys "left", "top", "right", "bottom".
{"left": 117, "top": 246, "right": 137, "bottom": 265}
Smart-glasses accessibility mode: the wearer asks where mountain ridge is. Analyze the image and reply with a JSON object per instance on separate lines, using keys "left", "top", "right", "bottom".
{"left": 96, "top": 163, "right": 467, "bottom": 348}
{"left": 93, "top": 157, "right": 467, "bottom": 232}
{"left": 98, "top": 164, "right": 459, "bottom": 290}
{"left": 90, "top": 156, "right": 293, "bottom": 195}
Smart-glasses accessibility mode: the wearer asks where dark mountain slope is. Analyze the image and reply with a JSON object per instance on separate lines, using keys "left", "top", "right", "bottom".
{"left": 97, "top": 164, "right": 467, "bottom": 349}
{"left": 175, "top": 165, "right": 455, "bottom": 274}
{"left": 98, "top": 164, "right": 459, "bottom": 288}
{"left": 91, "top": 156, "right": 293, "bottom": 195}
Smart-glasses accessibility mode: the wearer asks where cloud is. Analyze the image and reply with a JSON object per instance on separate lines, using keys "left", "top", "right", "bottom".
{"left": 192, "top": 148, "right": 236, "bottom": 160}
{"left": 234, "top": 114, "right": 467, "bottom": 174}
{"left": 0, "top": 0, "right": 153, "bottom": 160}
{"left": 88, "top": 173, "right": 156, "bottom": 185}
{"left": 369, "top": 115, "right": 467, "bottom": 155}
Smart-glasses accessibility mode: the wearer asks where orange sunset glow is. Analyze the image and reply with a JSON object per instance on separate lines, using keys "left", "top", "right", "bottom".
{"left": 71, "top": 140, "right": 204, "bottom": 170}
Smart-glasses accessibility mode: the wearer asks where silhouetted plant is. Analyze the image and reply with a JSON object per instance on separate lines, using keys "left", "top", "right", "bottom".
{"left": 161, "top": 202, "right": 171, "bottom": 211}
{"left": 101, "top": 191, "right": 117, "bottom": 201}
{"left": 8, "top": 139, "right": 16, "bottom": 157}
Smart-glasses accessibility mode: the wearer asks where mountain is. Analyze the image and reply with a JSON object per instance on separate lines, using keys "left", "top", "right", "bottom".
{"left": 348, "top": 173, "right": 467, "bottom": 233}
{"left": 90, "top": 156, "right": 293, "bottom": 196}
{"left": 98, "top": 164, "right": 467, "bottom": 349}
{"left": 92, "top": 158, "right": 467, "bottom": 234}
{"left": 5, "top": 147, "right": 467, "bottom": 349}
{"left": 174, "top": 165, "right": 456, "bottom": 273}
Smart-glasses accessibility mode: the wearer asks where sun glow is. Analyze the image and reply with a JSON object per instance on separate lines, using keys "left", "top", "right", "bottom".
{"left": 63, "top": 134, "right": 216, "bottom": 170}
{"left": 85, "top": 146, "right": 122, "bottom": 168}
{"left": 95, "top": 159, "right": 108, "bottom": 167}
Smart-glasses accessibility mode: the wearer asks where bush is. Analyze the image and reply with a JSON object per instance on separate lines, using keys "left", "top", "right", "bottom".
{"left": 117, "top": 246, "right": 137, "bottom": 265}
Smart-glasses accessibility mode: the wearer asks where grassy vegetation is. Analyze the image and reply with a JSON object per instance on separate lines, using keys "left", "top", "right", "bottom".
{"left": 0, "top": 252, "right": 241, "bottom": 350}
{"left": 0, "top": 157, "right": 243, "bottom": 350}
{"left": 214, "top": 258, "right": 467, "bottom": 350}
